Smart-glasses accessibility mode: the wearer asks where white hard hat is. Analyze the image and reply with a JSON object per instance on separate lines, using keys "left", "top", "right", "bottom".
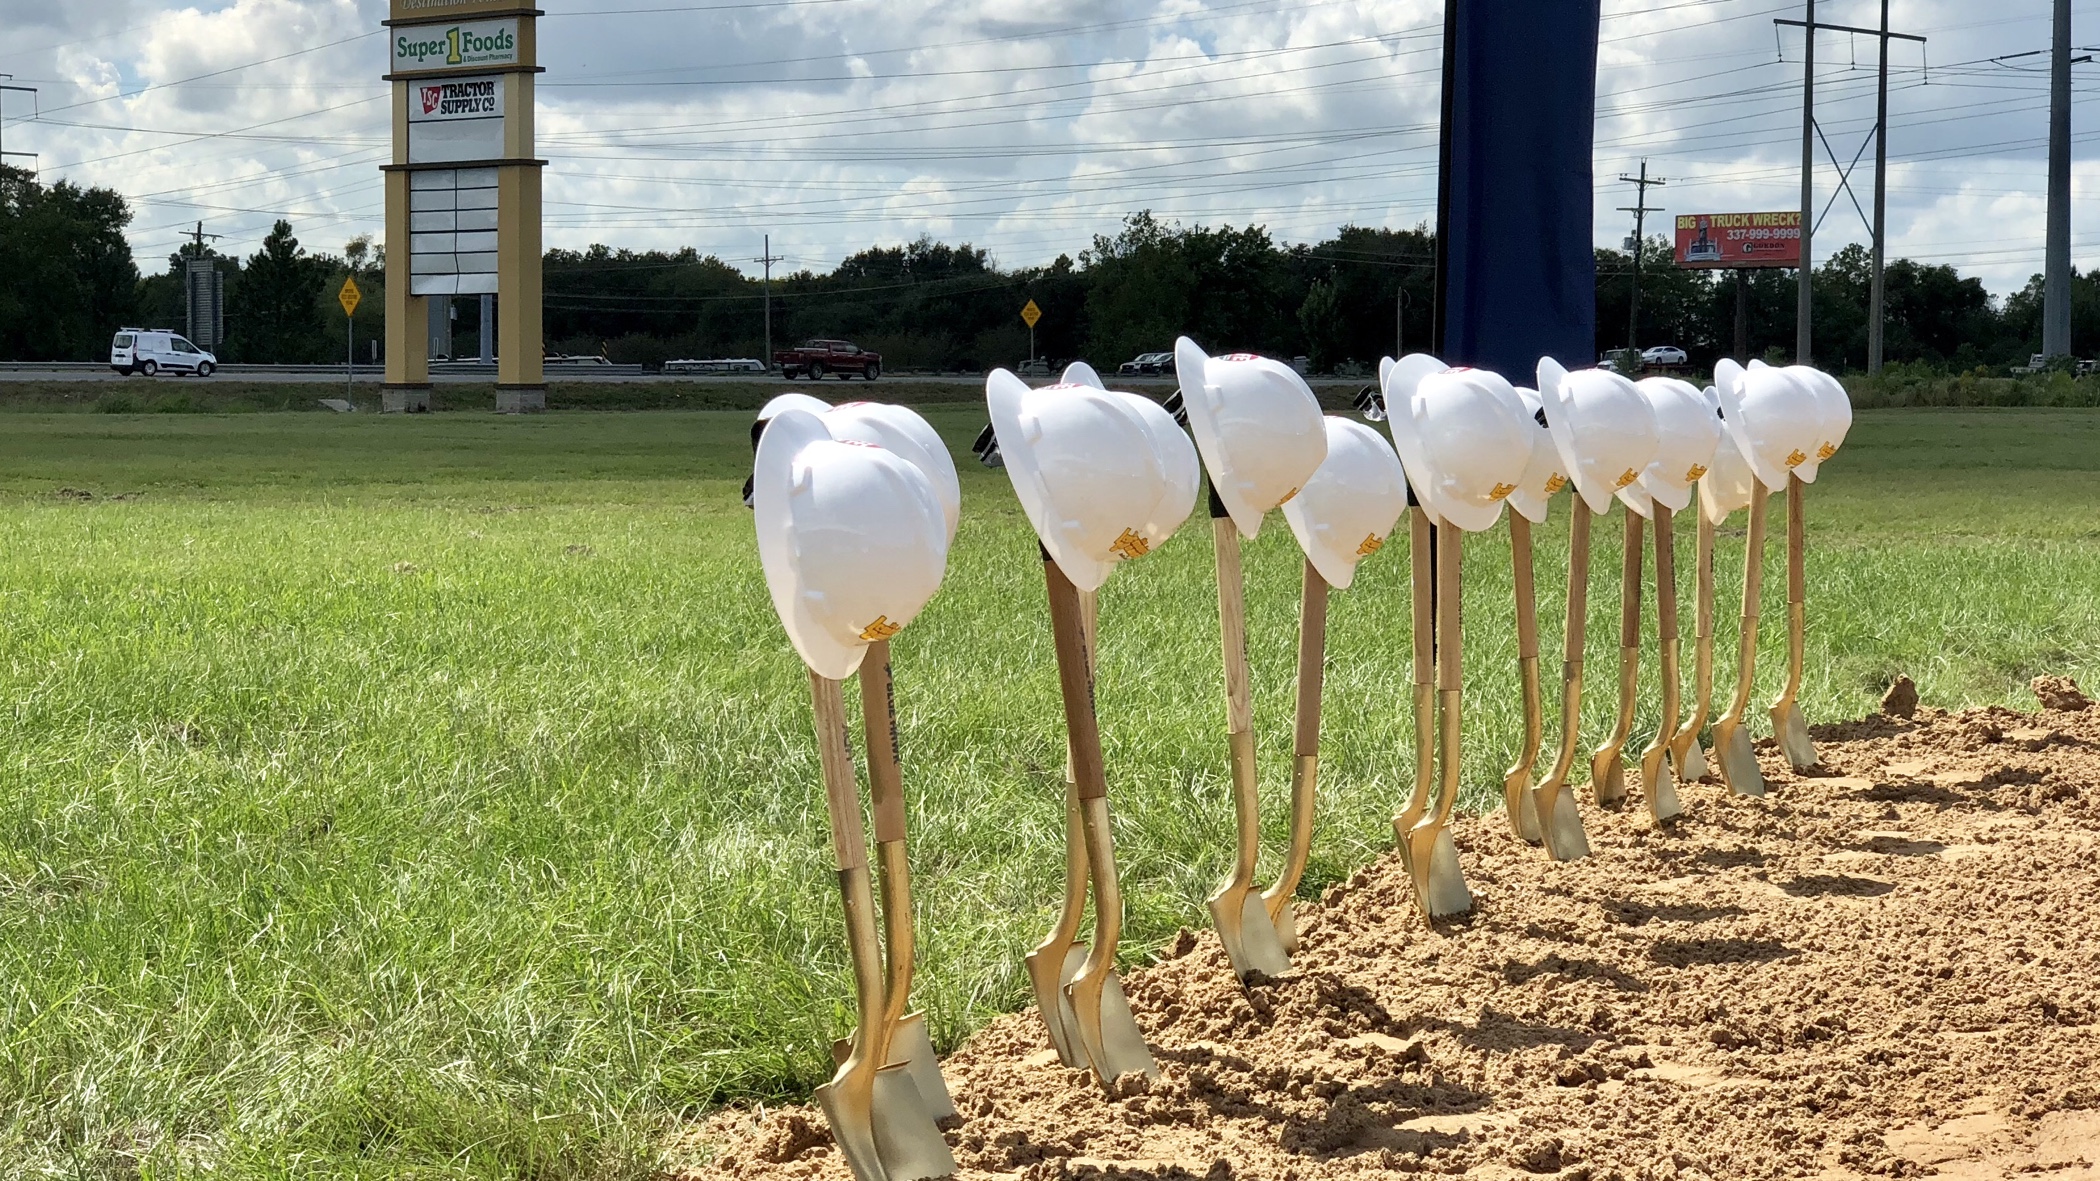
{"left": 1537, "top": 357, "right": 1661, "bottom": 516}
{"left": 1696, "top": 389, "right": 1762, "bottom": 527}
{"left": 1785, "top": 363, "right": 1852, "bottom": 480}
{"left": 1376, "top": 353, "right": 1450, "bottom": 524}
{"left": 1633, "top": 376, "right": 1725, "bottom": 514}
{"left": 986, "top": 369, "right": 1181, "bottom": 593}
{"left": 1714, "top": 359, "right": 1818, "bottom": 491}
{"left": 1037, "top": 363, "right": 1199, "bottom": 554}
{"left": 758, "top": 392, "right": 832, "bottom": 423}
{"left": 825, "top": 402, "right": 961, "bottom": 545}
{"left": 1384, "top": 362, "right": 1530, "bottom": 533}
{"left": 1505, "top": 386, "right": 1569, "bottom": 525}
{"left": 1060, "top": 361, "right": 1107, "bottom": 389}
{"left": 1174, "top": 337, "right": 1328, "bottom": 539}
{"left": 1281, "top": 417, "right": 1410, "bottom": 589}
{"left": 753, "top": 409, "right": 951, "bottom": 681}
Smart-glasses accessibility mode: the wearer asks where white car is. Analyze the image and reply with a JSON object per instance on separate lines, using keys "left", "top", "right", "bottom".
{"left": 111, "top": 329, "right": 216, "bottom": 377}
{"left": 1640, "top": 345, "right": 1688, "bottom": 366}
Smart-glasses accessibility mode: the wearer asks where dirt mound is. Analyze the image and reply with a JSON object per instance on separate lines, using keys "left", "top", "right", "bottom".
{"left": 681, "top": 701, "right": 2100, "bottom": 1181}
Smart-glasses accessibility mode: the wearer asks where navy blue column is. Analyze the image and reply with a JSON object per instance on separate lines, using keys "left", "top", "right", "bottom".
{"left": 1433, "top": 0, "right": 1603, "bottom": 379}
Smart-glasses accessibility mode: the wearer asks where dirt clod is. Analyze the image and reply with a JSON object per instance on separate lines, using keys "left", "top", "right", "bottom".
{"left": 1881, "top": 676, "right": 1919, "bottom": 718}
{"left": 2033, "top": 675, "right": 2092, "bottom": 712}
{"left": 680, "top": 700, "right": 2100, "bottom": 1181}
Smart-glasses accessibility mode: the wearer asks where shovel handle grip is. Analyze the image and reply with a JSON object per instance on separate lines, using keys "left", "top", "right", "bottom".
{"left": 1044, "top": 558, "right": 1110, "bottom": 803}
{"left": 858, "top": 641, "right": 908, "bottom": 846}
{"left": 1295, "top": 560, "right": 1328, "bottom": 758}
{"left": 809, "top": 670, "right": 870, "bottom": 873}
{"left": 1618, "top": 508, "right": 1644, "bottom": 651}
{"left": 1510, "top": 514, "right": 1539, "bottom": 661}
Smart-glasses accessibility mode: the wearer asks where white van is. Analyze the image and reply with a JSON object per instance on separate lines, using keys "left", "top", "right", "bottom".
{"left": 110, "top": 329, "right": 217, "bottom": 377}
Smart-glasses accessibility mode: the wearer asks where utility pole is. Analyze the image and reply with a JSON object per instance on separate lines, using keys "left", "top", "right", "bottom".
{"left": 2046, "top": 0, "right": 2073, "bottom": 359}
{"left": 1778, "top": 8, "right": 1925, "bottom": 368}
{"left": 755, "top": 234, "right": 783, "bottom": 371}
{"left": 1617, "top": 162, "right": 1666, "bottom": 353}
{"left": 1797, "top": 1, "right": 1816, "bottom": 364}
{"left": 0, "top": 78, "right": 39, "bottom": 170}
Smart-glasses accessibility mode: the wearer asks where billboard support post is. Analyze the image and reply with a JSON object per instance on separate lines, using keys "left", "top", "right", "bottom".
{"left": 381, "top": 0, "right": 544, "bottom": 414}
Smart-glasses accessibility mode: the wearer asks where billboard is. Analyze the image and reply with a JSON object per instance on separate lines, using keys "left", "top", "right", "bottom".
{"left": 407, "top": 74, "right": 505, "bottom": 163}
{"left": 391, "top": 19, "right": 519, "bottom": 74}
{"left": 1674, "top": 212, "right": 1801, "bottom": 269}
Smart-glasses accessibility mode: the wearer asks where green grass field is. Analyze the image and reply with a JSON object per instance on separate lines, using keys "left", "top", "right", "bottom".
{"left": 0, "top": 407, "right": 2094, "bottom": 1178}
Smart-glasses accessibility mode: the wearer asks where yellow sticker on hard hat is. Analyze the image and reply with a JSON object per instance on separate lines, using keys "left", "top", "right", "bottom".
{"left": 859, "top": 616, "right": 903, "bottom": 642}
{"left": 1614, "top": 468, "right": 1640, "bottom": 489}
{"left": 1785, "top": 449, "right": 1808, "bottom": 469}
{"left": 1488, "top": 482, "right": 1517, "bottom": 502}
{"left": 1544, "top": 474, "right": 1568, "bottom": 495}
{"left": 1818, "top": 443, "right": 1837, "bottom": 461}
{"left": 1685, "top": 463, "right": 1708, "bottom": 483}
{"left": 1277, "top": 487, "right": 1300, "bottom": 506}
{"left": 1109, "top": 529, "right": 1151, "bottom": 560}
{"left": 1356, "top": 534, "right": 1385, "bottom": 558}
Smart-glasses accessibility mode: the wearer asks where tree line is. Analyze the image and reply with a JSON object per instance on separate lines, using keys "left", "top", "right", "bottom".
{"left": 1, "top": 163, "right": 2089, "bottom": 373}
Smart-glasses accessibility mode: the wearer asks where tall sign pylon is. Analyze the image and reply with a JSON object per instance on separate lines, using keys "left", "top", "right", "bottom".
{"left": 381, "top": 0, "right": 545, "bottom": 412}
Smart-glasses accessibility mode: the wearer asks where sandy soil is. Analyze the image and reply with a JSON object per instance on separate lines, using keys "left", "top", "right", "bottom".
{"left": 681, "top": 683, "right": 2100, "bottom": 1181}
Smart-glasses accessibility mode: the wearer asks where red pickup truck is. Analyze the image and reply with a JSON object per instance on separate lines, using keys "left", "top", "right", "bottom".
{"left": 774, "top": 339, "right": 881, "bottom": 381}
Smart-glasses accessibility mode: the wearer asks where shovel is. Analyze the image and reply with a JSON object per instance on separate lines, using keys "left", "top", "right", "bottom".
{"left": 1501, "top": 513, "right": 1545, "bottom": 844}
{"left": 1206, "top": 491, "right": 1294, "bottom": 980}
{"left": 807, "top": 671, "right": 956, "bottom": 1181}
{"left": 1404, "top": 519, "right": 1472, "bottom": 919}
{"left": 839, "top": 641, "right": 958, "bottom": 1124}
{"left": 1530, "top": 506, "right": 1593, "bottom": 862}
{"left": 1711, "top": 479, "right": 1769, "bottom": 797}
{"left": 1393, "top": 505, "right": 1436, "bottom": 880}
{"left": 1260, "top": 560, "right": 1326, "bottom": 954}
{"left": 1768, "top": 474, "right": 1818, "bottom": 770}
{"left": 1042, "top": 554, "right": 1157, "bottom": 1086}
{"left": 1024, "top": 594, "right": 1095, "bottom": 1069}
{"left": 1588, "top": 508, "right": 1645, "bottom": 806}
{"left": 1635, "top": 506, "right": 1685, "bottom": 826}
{"left": 1668, "top": 503, "right": 1717, "bottom": 782}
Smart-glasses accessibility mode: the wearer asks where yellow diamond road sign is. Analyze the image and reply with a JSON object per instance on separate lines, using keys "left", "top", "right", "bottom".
{"left": 338, "top": 276, "right": 362, "bottom": 318}
{"left": 1021, "top": 299, "right": 1041, "bottom": 328}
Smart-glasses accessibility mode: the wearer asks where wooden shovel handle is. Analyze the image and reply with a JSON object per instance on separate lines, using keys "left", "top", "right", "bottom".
{"left": 1653, "top": 505, "right": 1678, "bottom": 638}
{"left": 1563, "top": 508, "right": 1592, "bottom": 665}
{"left": 1295, "top": 560, "right": 1328, "bottom": 758}
{"left": 858, "top": 640, "right": 908, "bottom": 846}
{"left": 1787, "top": 474, "right": 1806, "bottom": 608}
{"left": 1619, "top": 508, "right": 1644, "bottom": 650}
{"left": 1044, "top": 558, "right": 1110, "bottom": 802}
{"left": 1437, "top": 521, "right": 1462, "bottom": 694}
{"left": 1411, "top": 508, "right": 1435, "bottom": 688}
{"left": 810, "top": 670, "right": 870, "bottom": 872}
{"left": 1214, "top": 519, "right": 1254, "bottom": 735}
{"left": 1510, "top": 515, "right": 1539, "bottom": 662}
{"left": 1694, "top": 509, "right": 1716, "bottom": 642}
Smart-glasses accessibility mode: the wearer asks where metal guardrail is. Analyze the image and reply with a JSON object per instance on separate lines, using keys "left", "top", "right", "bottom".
{"left": 0, "top": 360, "right": 645, "bottom": 376}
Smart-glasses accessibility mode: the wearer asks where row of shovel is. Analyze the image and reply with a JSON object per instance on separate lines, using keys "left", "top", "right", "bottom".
{"left": 747, "top": 340, "right": 1850, "bottom": 1181}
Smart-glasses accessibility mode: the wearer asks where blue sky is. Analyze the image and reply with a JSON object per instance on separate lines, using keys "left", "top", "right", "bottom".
{"left": 0, "top": 0, "right": 2091, "bottom": 294}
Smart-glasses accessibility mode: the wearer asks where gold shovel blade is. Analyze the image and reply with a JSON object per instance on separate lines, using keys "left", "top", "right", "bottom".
{"left": 1023, "top": 942, "right": 1089, "bottom": 1069}
{"left": 867, "top": 1062, "right": 957, "bottom": 1181}
{"left": 1638, "top": 745, "right": 1683, "bottom": 825}
{"left": 1503, "top": 764, "right": 1543, "bottom": 844}
{"left": 829, "top": 1014, "right": 956, "bottom": 1127}
{"left": 1712, "top": 719, "right": 1765, "bottom": 798}
{"left": 1065, "top": 967, "right": 1156, "bottom": 1085}
{"left": 1206, "top": 883, "right": 1293, "bottom": 980}
{"left": 814, "top": 1071, "right": 886, "bottom": 1181}
{"left": 1673, "top": 736, "right": 1712, "bottom": 783}
{"left": 1270, "top": 898, "right": 1302, "bottom": 955}
{"left": 1404, "top": 822, "right": 1473, "bottom": 918}
{"left": 1534, "top": 780, "right": 1592, "bottom": 862}
{"left": 1771, "top": 700, "right": 1817, "bottom": 771}
{"left": 1590, "top": 748, "right": 1627, "bottom": 806}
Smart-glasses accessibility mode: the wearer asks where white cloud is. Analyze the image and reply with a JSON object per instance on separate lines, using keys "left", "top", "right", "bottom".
{"left": 0, "top": 0, "right": 2092, "bottom": 293}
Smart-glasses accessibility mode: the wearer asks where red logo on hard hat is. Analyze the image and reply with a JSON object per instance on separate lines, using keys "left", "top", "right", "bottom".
{"left": 421, "top": 87, "right": 443, "bottom": 115}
